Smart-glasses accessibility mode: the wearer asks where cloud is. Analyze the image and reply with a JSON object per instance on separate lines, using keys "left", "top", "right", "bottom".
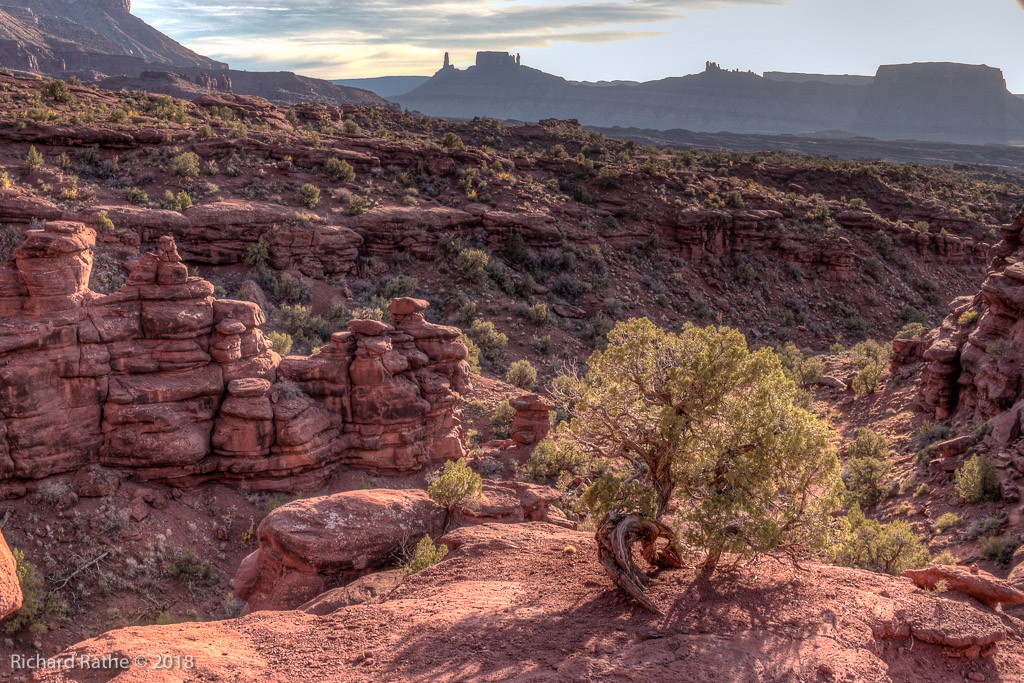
{"left": 134, "top": 0, "right": 787, "bottom": 76}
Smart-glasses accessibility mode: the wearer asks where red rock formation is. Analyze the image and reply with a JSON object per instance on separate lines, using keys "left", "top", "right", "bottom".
{"left": 0, "top": 530, "right": 21, "bottom": 619}
{"left": 509, "top": 393, "right": 553, "bottom": 445}
{"left": 903, "top": 565, "right": 1024, "bottom": 609}
{"left": 0, "top": 227, "right": 471, "bottom": 498}
{"left": 235, "top": 481, "right": 561, "bottom": 612}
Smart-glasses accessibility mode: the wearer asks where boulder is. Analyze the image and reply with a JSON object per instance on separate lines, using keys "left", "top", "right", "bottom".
{"left": 0, "top": 530, "right": 21, "bottom": 619}
{"left": 903, "top": 565, "right": 1024, "bottom": 609}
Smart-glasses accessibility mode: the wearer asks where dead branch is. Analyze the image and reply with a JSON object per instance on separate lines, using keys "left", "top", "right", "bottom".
{"left": 595, "top": 512, "right": 682, "bottom": 615}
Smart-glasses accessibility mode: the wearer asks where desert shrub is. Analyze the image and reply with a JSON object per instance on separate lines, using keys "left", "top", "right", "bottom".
{"left": 933, "top": 512, "right": 962, "bottom": 533}
{"left": 267, "top": 331, "right": 293, "bottom": 356}
{"left": 844, "top": 455, "right": 891, "bottom": 509}
{"left": 460, "top": 334, "right": 481, "bottom": 373}
{"left": 297, "top": 183, "right": 321, "bottom": 209}
{"left": 123, "top": 186, "right": 149, "bottom": 206}
{"left": 521, "top": 440, "right": 584, "bottom": 487}
{"left": 89, "top": 252, "right": 126, "bottom": 294}
{"left": 402, "top": 535, "right": 448, "bottom": 577}
{"left": 834, "top": 507, "right": 928, "bottom": 575}
{"left": 427, "top": 459, "right": 482, "bottom": 511}
{"left": 270, "top": 304, "right": 330, "bottom": 353}
{"left": 847, "top": 427, "right": 890, "bottom": 461}
{"left": 863, "top": 257, "right": 883, "bottom": 281}
{"left": 505, "top": 231, "right": 527, "bottom": 264}
{"left": 958, "top": 310, "right": 980, "bottom": 326}
{"left": 24, "top": 146, "right": 43, "bottom": 173}
{"left": 578, "top": 470, "right": 658, "bottom": 522}
{"left": 490, "top": 399, "right": 515, "bottom": 438}
{"left": 380, "top": 275, "right": 418, "bottom": 299}
{"left": 95, "top": 210, "right": 115, "bottom": 232}
{"left": 272, "top": 272, "right": 311, "bottom": 304}
{"left": 724, "top": 190, "right": 745, "bottom": 208}
{"left": 4, "top": 548, "right": 65, "bottom": 634}
{"left": 777, "top": 342, "right": 824, "bottom": 387}
{"left": 980, "top": 535, "right": 1020, "bottom": 567}
{"left": 894, "top": 322, "right": 925, "bottom": 340}
{"left": 506, "top": 360, "right": 537, "bottom": 389}
{"left": 343, "top": 119, "right": 361, "bottom": 134}
{"left": 954, "top": 454, "right": 1000, "bottom": 503}
{"left": 170, "top": 152, "right": 201, "bottom": 179}
{"left": 325, "top": 157, "right": 355, "bottom": 183}
{"left": 965, "top": 515, "right": 1005, "bottom": 541}
{"left": 596, "top": 167, "right": 620, "bottom": 189}
{"left": 196, "top": 124, "right": 213, "bottom": 141}
{"left": 440, "top": 132, "right": 464, "bottom": 150}
{"left": 245, "top": 238, "right": 270, "bottom": 271}
{"left": 527, "top": 303, "right": 550, "bottom": 325}
{"left": 467, "top": 319, "right": 507, "bottom": 365}
{"left": 42, "top": 79, "right": 75, "bottom": 106}
{"left": 159, "top": 190, "right": 193, "bottom": 212}
{"left": 170, "top": 550, "right": 218, "bottom": 588}
{"left": 536, "top": 334, "right": 554, "bottom": 355}
{"left": 454, "top": 247, "right": 489, "bottom": 285}
{"left": 0, "top": 171, "right": 10, "bottom": 190}
{"left": 551, "top": 272, "right": 587, "bottom": 303}
{"left": 851, "top": 339, "right": 889, "bottom": 395}
{"left": 550, "top": 318, "right": 842, "bottom": 575}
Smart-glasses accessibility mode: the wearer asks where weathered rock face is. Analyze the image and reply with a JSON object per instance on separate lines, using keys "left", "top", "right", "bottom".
{"left": 0, "top": 228, "right": 470, "bottom": 498}
{"left": 903, "top": 565, "right": 1024, "bottom": 609}
{"left": 0, "top": 530, "right": 21, "bottom": 619}
{"left": 235, "top": 481, "right": 562, "bottom": 612}
{"left": 909, "top": 205, "right": 1024, "bottom": 501}
{"left": 509, "top": 394, "right": 553, "bottom": 446}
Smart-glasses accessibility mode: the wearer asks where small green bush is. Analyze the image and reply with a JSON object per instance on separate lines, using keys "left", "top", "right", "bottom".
{"left": 954, "top": 454, "right": 1001, "bottom": 503}
{"left": 170, "top": 550, "right": 218, "bottom": 588}
{"left": 42, "top": 79, "right": 75, "bottom": 106}
{"left": 847, "top": 427, "right": 890, "bottom": 461}
{"left": 440, "top": 132, "right": 464, "bottom": 150}
{"left": 170, "top": 152, "right": 201, "bottom": 179}
{"left": 95, "top": 210, "right": 115, "bottom": 232}
{"left": 297, "top": 183, "right": 321, "bottom": 209}
{"left": 844, "top": 456, "right": 891, "bottom": 509}
{"left": 958, "top": 310, "right": 980, "bottom": 326}
{"left": 24, "top": 146, "right": 43, "bottom": 173}
{"left": 934, "top": 512, "right": 962, "bottom": 533}
{"left": 521, "top": 440, "right": 582, "bottom": 487}
{"left": 980, "top": 535, "right": 1020, "bottom": 567}
{"left": 4, "top": 548, "right": 65, "bottom": 634}
{"left": 267, "top": 331, "right": 293, "bottom": 356}
{"left": 403, "top": 534, "right": 448, "bottom": 577}
{"left": 245, "top": 238, "right": 270, "bottom": 271}
{"left": 454, "top": 247, "right": 490, "bottom": 285}
{"left": 427, "top": 459, "right": 483, "bottom": 511}
{"left": 467, "top": 319, "right": 508, "bottom": 365}
{"left": 506, "top": 360, "right": 537, "bottom": 389}
{"left": 159, "top": 189, "right": 193, "bottom": 212}
{"left": 123, "top": 186, "right": 149, "bottom": 206}
{"left": 527, "top": 303, "right": 550, "bottom": 325}
{"left": 834, "top": 508, "right": 928, "bottom": 575}
{"left": 325, "top": 157, "right": 355, "bottom": 183}
{"left": 596, "top": 167, "right": 620, "bottom": 189}
{"left": 491, "top": 399, "right": 515, "bottom": 438}
{"left": 894, "top": 322, "right": 925, "bottom": 340}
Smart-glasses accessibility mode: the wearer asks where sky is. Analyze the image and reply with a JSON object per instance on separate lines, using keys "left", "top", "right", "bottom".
{"left": 133, "top": 0, "right": 1024, "bottom": 91}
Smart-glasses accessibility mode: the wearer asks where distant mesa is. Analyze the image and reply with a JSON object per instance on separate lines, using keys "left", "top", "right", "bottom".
{"left": 394, "top": 55, "right": 1024, "bottom": 146}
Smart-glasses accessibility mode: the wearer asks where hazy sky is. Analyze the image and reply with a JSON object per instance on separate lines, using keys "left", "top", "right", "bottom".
{"left": 133, "top": 0, "right": 1024, "bottom": 91}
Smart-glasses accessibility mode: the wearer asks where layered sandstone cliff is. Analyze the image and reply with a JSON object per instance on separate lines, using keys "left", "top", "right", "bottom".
{"left": 0, "top": 224, "right": 470, "bottom": 499}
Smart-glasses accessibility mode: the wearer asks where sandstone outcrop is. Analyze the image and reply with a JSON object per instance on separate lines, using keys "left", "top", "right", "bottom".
{"left": 234, "top": 481, "right": 562, "bottom": 612}
{"left": 509, "top": 393, "right": 553, "bottom": 446}
{"left": 0, "top": 530, "right": 21, "bottom": 619}
{"left": 904, "top": 565, "right": 1024, "bottom": 609}
{"left": 905, "top": 206, "right": 1024, "bottom": 500}
{"left": 0, "top": 226, "right": 470, "bottom": 498}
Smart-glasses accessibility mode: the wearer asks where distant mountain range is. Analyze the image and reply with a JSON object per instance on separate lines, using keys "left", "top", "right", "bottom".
{"left": 394, "top": 53, "right": 1024, "bottom": 146}
{"left": 0, "top": 0, "right": 387, "bottom": 107}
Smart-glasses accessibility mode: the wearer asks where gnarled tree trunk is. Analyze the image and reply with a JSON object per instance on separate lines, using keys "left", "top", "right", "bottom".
{"left": 595, "top": 511, "right": 682, "bottom": 614}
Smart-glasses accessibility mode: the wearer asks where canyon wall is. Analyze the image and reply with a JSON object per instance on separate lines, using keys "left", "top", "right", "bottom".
{"left": 0, "top": 223, "right": 470, "bottom": 499}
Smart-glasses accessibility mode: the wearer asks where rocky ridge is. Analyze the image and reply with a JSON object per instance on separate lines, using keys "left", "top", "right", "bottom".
{"left": 0, "top": 222, "right": 471, "bottom": 499}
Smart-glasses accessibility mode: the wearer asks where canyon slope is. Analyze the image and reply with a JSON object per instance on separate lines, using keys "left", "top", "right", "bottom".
{"left": 396, "top": 55, "right": 1024, "bottom": 146}
{"left": 0, "top": 0, "right": 387, "bottom": 108}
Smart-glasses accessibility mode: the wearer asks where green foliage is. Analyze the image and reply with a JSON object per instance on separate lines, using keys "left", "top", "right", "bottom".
{"left": 123, "top": 186, "right": 149, "bottom": 206}
{"left": 863, "top": 257, "right": 883, "bottom": 280}
{"left": 267, "top": 331, "right": 293, "bottom": 356}
{"left": 325, "top": 157, "right": 356, "bottom": 183}
{"left": 159, "top": 190, "right": 193, "bottom": 212}
{"left": 466, "top": 319, "right": 508, "bottom": 366}
{"left": 245, "top": 238, "right": 270, "bottom": 271}
{"left": 934, "top": 512, "right": 962, "bottom": 533}
{"left": 954, "top": 454, "right": 1001, "bottom": 503}
{"left": 24, "top": 145, "right": 43, "bottom": 173}
{"left": 980, "top": 535, "right": 1020, "bottom": 567}
{"left": 851, "top": 339, "right": 889, "bottom": 395}
{"left": 490, "top": 399, "right": 515, "bottom": 438}
{"left": 527, "top": 303, "right": 550, "bottom": 325}
{"left": 551, "top": 318, "right": 842, "bottom": 573}
{"left": 453, "top": 247, "right": 490, "bottom": 285}
{"left": 596, "top": 167, "right": 620, "bottom": 189}
{"left": 777, "top": 342, "right": 824, "bottom": 387}
{"left": 297, "top": 183, "right": 321, "bottom": 209}
{"left": 272, "top": 272, "right": 311, "bottom": 304}
{"left": 270, "top": 304, "right": 330, "bottom": 353}
{"left": 958, "top": 310, "right": 980, "bottom": 326}
{"left": 460, "top": 334, "right": 481, "bottom": 373}
{"left": 895, "top": 322, "right": 925, "bottom": 340}
{"left": 847, "top": 427, "right": 890, "bottom": 461}
{"left": 427, "top": 459, "right": 483, "bottom": 511}
{"left": 440, "top": 132, "right": 465, "bottom": 150}
{"left": 505, "top": 231, "right": 527, "bottom": 264}
{"left": 844, "top": 456, "right": 891, "bottom": 509}
{"left": 505, "top": 360, "right": 537, "bottom": 389}
{"left": 170, "top": 152, "right": 201, "bottom": 178}
{"left": 95, "top": 210, "right": 115, "bottom": 232}
{"left": 724, "top": 190, "right": 745, "bottom": 208}
{"left": 402, "top": 534, "right": 448, "bottom": 577}
{"left": 170, "top": 550, "right": 218, "bottom": 588}
{"left": 4, "top": 548, "right": 65, "bottom": 635}
{"left": 380, "top": 275, "right": 418, "bottom": 299}
{"left": 521, "top": 440, "right": 584, "bottom": 487}
{"left": 42, "top": 79, "right": 75, "bottom": 106}
{"left": 834, "top": 507, "right": 928, "bottom": 575}
{"left": 578, "top": 470, "right": 658, "bottom": 521}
